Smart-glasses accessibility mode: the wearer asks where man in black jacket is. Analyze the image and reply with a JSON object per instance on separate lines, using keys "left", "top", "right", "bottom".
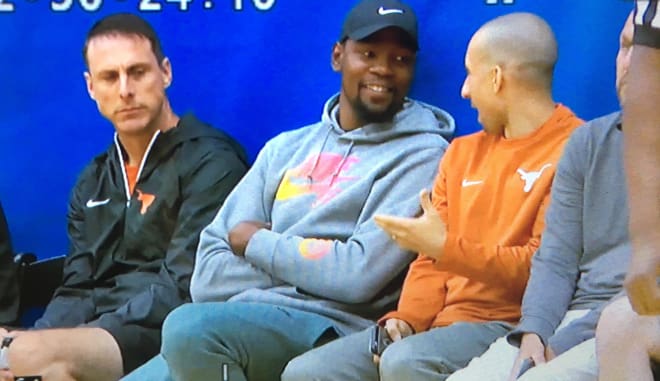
{"left": 0, "top": 13, "right": 248, "bottom": 381}
{"left": 0, "top": 203, "right": 19, "bottom": 327}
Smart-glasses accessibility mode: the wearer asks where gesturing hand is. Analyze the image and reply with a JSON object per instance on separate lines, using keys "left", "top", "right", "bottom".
{"left": 374, "top": 189, "right": 447, "bottom": 260}
{"left": 229, "top": 221, "right": 271, "bottom": 257}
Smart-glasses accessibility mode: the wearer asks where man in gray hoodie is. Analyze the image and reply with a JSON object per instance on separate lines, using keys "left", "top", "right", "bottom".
{"left": 447, "top": 12, "right": 635, "bottom": 381}
{"left": 123, "top": 1, "right": 453, "bottom": 380}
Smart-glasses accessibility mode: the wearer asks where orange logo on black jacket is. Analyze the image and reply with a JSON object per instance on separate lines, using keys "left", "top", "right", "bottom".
{"left": 136, "top": 189, "right": 156, "bottom": 215}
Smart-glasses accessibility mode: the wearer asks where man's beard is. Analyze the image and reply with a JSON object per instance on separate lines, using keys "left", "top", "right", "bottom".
{"left": 350, "top": 95, "right": 403, "bottom": 125}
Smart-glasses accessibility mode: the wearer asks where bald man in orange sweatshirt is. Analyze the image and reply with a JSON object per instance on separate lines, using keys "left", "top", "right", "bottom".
{"left": 282, "top": 12, "right": 583, "bottom": 381}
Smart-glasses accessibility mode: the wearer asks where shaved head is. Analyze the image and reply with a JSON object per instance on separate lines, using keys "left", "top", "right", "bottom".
{"left": 470, "top": 12, "right": 557, "bottom": 90}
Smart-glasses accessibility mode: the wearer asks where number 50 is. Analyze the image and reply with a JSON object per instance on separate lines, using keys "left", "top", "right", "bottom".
{"left": 52, "top": 0, "right": 102, "bottom": 11}
{"left": 234, "top": 0, "right": 275, "bottom": 11}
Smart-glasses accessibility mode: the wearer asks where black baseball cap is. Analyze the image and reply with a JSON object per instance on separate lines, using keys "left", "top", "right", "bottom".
{"left": 340, "top": 0, "right": 419, "bottom": 51}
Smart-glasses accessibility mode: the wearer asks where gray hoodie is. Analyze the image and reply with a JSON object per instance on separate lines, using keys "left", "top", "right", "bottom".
{"left": 191, "top": 94, "right": 454, "bottom": 334}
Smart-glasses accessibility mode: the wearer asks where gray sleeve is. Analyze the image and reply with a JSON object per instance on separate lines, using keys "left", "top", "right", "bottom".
{"left": 244, "top": 146, "right": 443, "bottom": 304}
{"left": 190, "top": 141, "right": 286, "bottom": 302}
{"left": 508, "top": 128, "right": 587, "bottom": 347}
{"left": 548, "top": 290, "right": 626, "bottom": 355}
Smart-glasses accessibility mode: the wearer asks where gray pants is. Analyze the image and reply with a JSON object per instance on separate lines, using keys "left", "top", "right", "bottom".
{"left": 283, "top": 320, "right": 512, "bottom": 381}
{"left": 123, "top": 302, "right": 337, "bottom": 381}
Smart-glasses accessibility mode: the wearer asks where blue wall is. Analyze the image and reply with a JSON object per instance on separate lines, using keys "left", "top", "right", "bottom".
{"left": 0, "top": 0, "right": 632, "bottom": 258}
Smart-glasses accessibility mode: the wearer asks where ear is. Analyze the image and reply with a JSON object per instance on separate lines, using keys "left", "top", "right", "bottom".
{"left": 84, "top": 71, "right": 95, "bottom": 101}
{"left": 331, "top": 42, "right": 343, "bottom": 72}
{"left": 491, "top": 65, "right": 503, "bottom": 93}
{"left": 160, "top": 57, "right": 173, "bottom": 89}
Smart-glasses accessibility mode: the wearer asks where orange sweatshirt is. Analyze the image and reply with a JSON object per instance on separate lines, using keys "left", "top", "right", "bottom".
{"left": 382, "top": 105, "right": 584, "bottom": 334}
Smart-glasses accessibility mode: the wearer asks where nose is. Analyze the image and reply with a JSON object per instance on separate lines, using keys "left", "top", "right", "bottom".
{"left": 369, "top": 56, "right": 394, "bottom": 77}
{"left": 460, "top": 78, "right": 470, "bottom": 99}
{"left": 119, "top": 73, "right": 134, "bottom": 99}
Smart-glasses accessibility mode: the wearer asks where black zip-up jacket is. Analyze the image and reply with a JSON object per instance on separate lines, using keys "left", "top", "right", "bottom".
{"left": 35, "top": 114, "right": 248, "bottom": 333}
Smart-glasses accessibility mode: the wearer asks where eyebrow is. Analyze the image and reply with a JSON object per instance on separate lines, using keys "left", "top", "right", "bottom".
{"left": 95, "top": 62, "right": 150, "bottom": 75}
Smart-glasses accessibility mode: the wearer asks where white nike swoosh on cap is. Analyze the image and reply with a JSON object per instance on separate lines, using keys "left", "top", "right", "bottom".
{"left": 378, "top": 6, "right": 404, "bottom": 15}
{"left": 461, "top": 180, "right": 483, "bottom": 187}
{"left": 86, "top": 198, "right": 110, "bottom": 208}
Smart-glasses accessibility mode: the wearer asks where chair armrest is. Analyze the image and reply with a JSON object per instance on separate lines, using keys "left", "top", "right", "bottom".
{"left": 18, "top": 255, "right": 65, "bottom": 309}
{"left": 13, "top": 252, "right": 37, "bottom": 267}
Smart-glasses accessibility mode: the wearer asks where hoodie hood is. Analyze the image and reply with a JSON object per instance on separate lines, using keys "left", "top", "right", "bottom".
{"left": 156, "top": 114, "right": 247, "bottom": 164}
{"left": 320, "top": 93, "right": 455, "bottom": 143}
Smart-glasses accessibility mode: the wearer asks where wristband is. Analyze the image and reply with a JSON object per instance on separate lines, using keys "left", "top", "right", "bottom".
{"left": 0, "top": 336, "right": 14, "bottom": 369}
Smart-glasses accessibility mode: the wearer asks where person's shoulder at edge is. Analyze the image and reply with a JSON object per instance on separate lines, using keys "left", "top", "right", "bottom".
{"left": 568, "top": 110, "right": 622, "bottom": 144}
{"left": 582, "top": 111, "right": 622, "bottom": 133}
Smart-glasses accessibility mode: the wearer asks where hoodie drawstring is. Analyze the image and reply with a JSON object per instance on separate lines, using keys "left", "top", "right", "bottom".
{"left": 306, "top": 125, "right": 333, "bottom": 183}
{"left": 305, "top": 125, "right": 355, "bottom": 187}
{"left": 329, "top": 140, "right": 354, "bottom": 187}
